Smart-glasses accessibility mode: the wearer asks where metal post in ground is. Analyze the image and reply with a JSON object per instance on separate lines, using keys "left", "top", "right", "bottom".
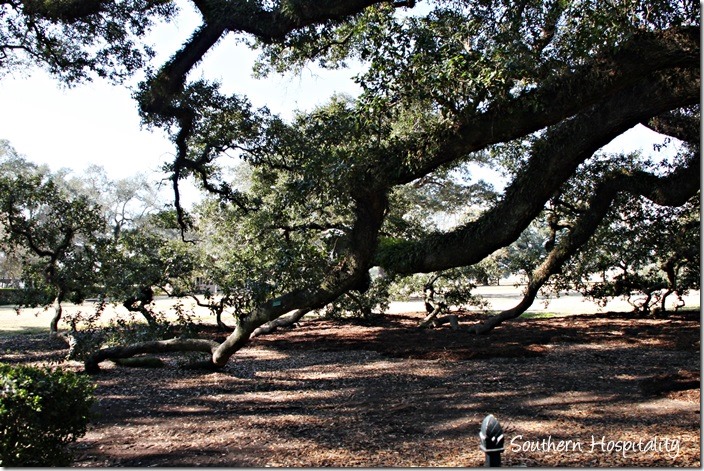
{"left": 479, "top": 414, "right": 505, "bottom": 467}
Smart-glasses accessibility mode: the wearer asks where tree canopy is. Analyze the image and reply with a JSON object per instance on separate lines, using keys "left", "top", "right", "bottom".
{"left": 0, "top": 0, "right": 699, "bottom": 371}
{"left": 0, "top": 144, "right": 106, "bottom": 333}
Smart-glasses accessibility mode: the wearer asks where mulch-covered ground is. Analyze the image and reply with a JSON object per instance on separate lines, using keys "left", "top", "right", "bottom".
{"left": 0, "top": 309, "right": 700, "bottom": 467}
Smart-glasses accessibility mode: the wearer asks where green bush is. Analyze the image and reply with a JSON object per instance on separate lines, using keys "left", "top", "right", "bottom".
{"left": 0, "top": 363, "right": 95, "bottom": 466}
{"left": 0, "top": 288, "right": 20, "bottom": 305}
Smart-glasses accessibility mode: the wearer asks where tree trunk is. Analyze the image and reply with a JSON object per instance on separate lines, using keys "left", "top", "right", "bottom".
{"left": 123, "top": 299, "right": 158, "bottom": 326}
{"left": 434, "top": 314, "right": 460, "bottom": 330}
{"left": 216, "top": 311, "right": 231, "bottom": 331}
{"left": 467, "top": 289, "right": 537, "bottom": 335}
{"left": 418, "top": 303, "right": 445, "bottom": 328}
{"left": 659, "top": 289, "right": 673, "bottom": 313}
{"left": 189, "top": 295, "right": 232, "bottom": 331}
{"left": 49, "top": 295, "right": 62, "bottom": 336}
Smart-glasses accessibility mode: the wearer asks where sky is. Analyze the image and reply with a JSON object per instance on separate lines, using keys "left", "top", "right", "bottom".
{"left": 0, "top": 3, "right": 360, "bottom": 182}
{"left": 0, "top": 2, "right": 674, "bottom": 197}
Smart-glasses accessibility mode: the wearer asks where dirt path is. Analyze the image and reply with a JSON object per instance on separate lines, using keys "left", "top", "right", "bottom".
{"left": 0, "top": 309, "right": 699, "bottom": 467}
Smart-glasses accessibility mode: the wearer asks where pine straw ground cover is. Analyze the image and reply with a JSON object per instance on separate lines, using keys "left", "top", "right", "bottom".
{"left": 0, "top": 310, "right": 699, "bottom": 467}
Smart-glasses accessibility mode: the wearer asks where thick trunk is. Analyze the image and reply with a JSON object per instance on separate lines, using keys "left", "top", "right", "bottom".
{"left": 84, "top": 338, "right": 220, "bottom": 374}
{"left": 467, "top": 285, "right": 539, "bottom": 334}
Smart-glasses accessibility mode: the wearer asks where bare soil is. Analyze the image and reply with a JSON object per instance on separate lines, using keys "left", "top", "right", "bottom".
{"left": 0, "top": 310, "right": 700, "bottom": 467}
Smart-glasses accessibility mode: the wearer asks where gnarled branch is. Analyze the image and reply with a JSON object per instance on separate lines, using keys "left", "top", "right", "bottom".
{"left": 467, "top": 154, "right": 700, "bottom": 334}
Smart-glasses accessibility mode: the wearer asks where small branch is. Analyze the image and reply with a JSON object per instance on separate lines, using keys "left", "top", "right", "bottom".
{"left": 250, "top": 308, "right": 311, "bottom": 337}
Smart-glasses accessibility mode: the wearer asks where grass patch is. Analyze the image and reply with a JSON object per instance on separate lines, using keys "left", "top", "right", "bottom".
{"left": 519, "top": 312, "right": 561, "bottom": 319}
{"left": 0, "top": 326, "right": 48, "bottom": 337}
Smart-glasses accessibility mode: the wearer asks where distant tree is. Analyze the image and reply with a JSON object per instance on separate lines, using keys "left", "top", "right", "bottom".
{"left": 72, "top": 165, "right": 165, "bottom": 241}
{"left": 0, "top": 144, "right": 105, "bottom": 334}
{"left": 0, "top": 223, "right": 24, "bottom": 282}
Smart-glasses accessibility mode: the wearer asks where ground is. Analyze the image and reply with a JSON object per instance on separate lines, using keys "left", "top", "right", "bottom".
{"left": 0, "top": 309, "right": 700, "bottom": 467}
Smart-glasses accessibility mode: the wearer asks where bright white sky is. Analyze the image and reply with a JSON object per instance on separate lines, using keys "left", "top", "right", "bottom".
{"left": 0, "top": 3, "right": 359, "bottom": 182}
{"left": 0, "top": 1, "right": 673, "bottom": 194}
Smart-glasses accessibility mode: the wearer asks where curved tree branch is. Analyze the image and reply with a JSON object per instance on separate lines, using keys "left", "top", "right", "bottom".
{"left": 389, "top": 26, "right": 699, "bottom": 185}
{"left": 84, "top": 338, "right": 220, "bottom": 374}
{"left": 376, "top": 68, "right": 699, "bottom": 275}
{"left": 140, "top": 0, "right": 407, "bottom": 117}
{"left": 467, "top": 154, "right": 701, "bottom": 334}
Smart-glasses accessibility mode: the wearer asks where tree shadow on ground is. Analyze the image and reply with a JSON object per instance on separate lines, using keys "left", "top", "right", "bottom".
{"left": 1, "top": 310, "right": 699, "bottom": 466}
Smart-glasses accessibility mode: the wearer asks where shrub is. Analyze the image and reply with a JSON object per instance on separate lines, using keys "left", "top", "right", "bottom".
{"left": 0, "top": 288, "right": 20, "bottom": 305}
{"left": 0, "top": 363, "right": 95, "bottom": 466}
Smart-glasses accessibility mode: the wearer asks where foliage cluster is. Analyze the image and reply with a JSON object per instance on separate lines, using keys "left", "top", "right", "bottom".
{"left": 0, "top": 362, "right": 95, "bottom": 466}
{"left": 543, "top": 150, "right": 700, "bottom": 314}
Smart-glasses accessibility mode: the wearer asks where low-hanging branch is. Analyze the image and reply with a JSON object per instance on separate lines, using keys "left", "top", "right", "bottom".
{"left": 84, "top": 338, "right": 221, "bottom": 374}
{"left": 467, "top": 154, "right": 700, "bottom": 334}
{"left": 84, "top": 190, "right": 389, "bottom": 372}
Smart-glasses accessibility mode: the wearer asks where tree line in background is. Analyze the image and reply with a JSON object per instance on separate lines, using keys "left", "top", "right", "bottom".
{"left": 0, "top": 135, "right": 698, "bottom": 339}
{"left": 0, "top": 0, "right": 699, "bottom": 371}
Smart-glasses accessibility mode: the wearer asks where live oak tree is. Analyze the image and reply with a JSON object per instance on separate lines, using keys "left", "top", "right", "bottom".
{"left": 1, "top": 1, "right": 697, "bottom": 370}
{"left": 548, "top": 162, "right": 700, "bottom": 316}
{"left": 0, "top": 144, "right": 105, "bottom": 334}
{"left": 0, "top": 145, "right": 182, "bottom": 333}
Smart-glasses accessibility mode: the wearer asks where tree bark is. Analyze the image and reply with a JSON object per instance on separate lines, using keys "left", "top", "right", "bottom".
{"left": 389, "top": 27, "right": 699, "bottom": 186}
{"left": 49, "top": 295, "right": 63, "bottom": 336}
{"left": 123, "top": 300, "right": 158, "bottom": 327}
{"left": 123, "top": 287, "right": 158, "bottom": 326}
{"left": 250, "top": 308, "right": 311, "bottom": 337}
